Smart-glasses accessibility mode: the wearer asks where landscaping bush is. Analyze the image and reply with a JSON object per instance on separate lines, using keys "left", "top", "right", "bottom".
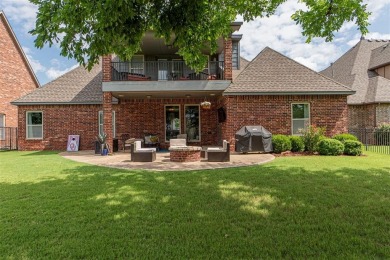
{"left": 374, "top": 123, "right": 390, "bottom": 145}
{"left": 343, "top": 140, "right": 363, "bottom": 156}
{"left": 332, "top": 133, "right": 358, "bottom": 143}
{"left": 289, "top": 136, "right": 305, "bottom": 152}
{"left": 300, "top": 125, "right": 326, "bottom": 153}
{"left": 318, "top": 138, "right": 344, "bottom": 156}
{"left": 272, "top": 135, "right": 292, "bottom": 153}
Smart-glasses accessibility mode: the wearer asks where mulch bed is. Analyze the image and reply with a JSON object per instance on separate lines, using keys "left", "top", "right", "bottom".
{"left": 273, "top": 151, "right": 367, "bottom": 157}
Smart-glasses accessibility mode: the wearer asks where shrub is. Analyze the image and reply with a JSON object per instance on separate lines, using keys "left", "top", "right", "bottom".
{"left": 272, "top": 135, "right": 292, "bottom": 153}
{"left": 289, "top": 136, "right": 305, "bottom": 152}
{"left": 374, "top": 123, "right": 390, "bottom": 145}
{"left": 318, "top": 138, "right": 344, "bottom": 156}
{"left": 332, "top": 133, "right": 358, "bottom": 143}
{"left": 300, "top": 125, "right": 326, "bottom": 153}
{"left": 343, "top": 140, "right": 363, "bottom": 156}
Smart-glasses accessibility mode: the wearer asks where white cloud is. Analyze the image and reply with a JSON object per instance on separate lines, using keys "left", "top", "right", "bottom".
{"left": 46, "top": 64, "right": 78, "bottom": 80}
{"left": 239, "top": 0, "right": 390, "bottom": 72}
{"left": 365, "top": 0, "right": 390, "bottom": 21}
{"left": 22, "top": 46, "right": 46, "bottom": 73}
{"left": 0, "top": 0, "right": 37, "bottom": 31}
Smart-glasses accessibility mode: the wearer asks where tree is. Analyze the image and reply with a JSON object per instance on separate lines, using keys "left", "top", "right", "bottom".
{"left": 30, "top": 0, "right": 370, "bottom": 71}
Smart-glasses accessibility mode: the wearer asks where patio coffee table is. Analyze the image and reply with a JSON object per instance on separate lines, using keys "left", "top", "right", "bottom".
{"left": 169, "top": 146, "right": 202, "bottom": 162}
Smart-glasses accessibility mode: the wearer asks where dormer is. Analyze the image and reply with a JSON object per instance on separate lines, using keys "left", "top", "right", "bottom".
{"left": 369, "top": 43, "right": 390, "bottom": 80}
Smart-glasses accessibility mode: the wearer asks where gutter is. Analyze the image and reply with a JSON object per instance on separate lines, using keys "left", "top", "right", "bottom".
{"left": 223, "top": 91, "right": 356, "bottom": 96}
{"left": 11, "top": 101, "right": 104, "bottom": 106}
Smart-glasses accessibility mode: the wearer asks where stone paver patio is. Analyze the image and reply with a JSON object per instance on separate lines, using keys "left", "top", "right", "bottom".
{"left": 60, "top": 150, "right": 275, "bottom": 171}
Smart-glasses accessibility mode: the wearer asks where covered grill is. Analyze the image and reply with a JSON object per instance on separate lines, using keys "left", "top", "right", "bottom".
{"left": 235, "top": 126, "right": 273, "bottom": 153}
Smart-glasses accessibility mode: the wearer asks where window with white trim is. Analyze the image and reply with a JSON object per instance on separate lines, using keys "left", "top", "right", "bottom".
{"left": 26, "top": 112, "right": 43, "bottom": 139}
{"left": 98, "top": 111, "right": 116, "bottom": 138}
{"left": 0, "top": 114, "right": 5, "bottom": 140}
{"left": 292, "top": 103, "right": 310, "bottom": 135}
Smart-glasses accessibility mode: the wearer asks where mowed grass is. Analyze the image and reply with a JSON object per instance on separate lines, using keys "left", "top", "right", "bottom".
{"left": 0, "top": 151, "right": 390, "bottom": 259}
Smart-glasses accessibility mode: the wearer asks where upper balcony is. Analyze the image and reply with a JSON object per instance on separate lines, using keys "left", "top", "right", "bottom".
{"left": 111, "top": 60, "right": 225, "bottom": 81}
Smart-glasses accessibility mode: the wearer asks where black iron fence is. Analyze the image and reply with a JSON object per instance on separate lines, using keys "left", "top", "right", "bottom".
{"left": 111, "top": 61, "right": 225, "bottom": 81}
{"left": 349, "top": 128, "right": 390, "bottom": 154}
{"left": 0, "top": 127, "right": 18, "bottom": 150}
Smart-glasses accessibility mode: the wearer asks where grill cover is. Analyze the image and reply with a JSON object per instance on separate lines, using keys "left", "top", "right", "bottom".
{"left": 235, "top": 126, "right": 273, "bottom": 153}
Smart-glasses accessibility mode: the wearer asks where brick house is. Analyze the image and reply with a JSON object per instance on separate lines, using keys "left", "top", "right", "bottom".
{"left": 13, "top": 23, "right": 354, "bottom": 151}
{"left": 0, "top": 11, "right": 39, "bottom": 135}
{"left": 321, "top": 38, "right": 390, "bottom": 129}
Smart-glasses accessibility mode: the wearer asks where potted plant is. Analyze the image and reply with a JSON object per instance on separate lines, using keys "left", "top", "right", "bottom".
{"left": 200, "top": 101, "right": 211, "bottom": 110}
{"left": 96, "top": 132, "right": 109, "bottom": 155}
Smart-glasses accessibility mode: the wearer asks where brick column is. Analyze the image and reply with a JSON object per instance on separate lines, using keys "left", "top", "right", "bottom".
{"left": 102, "top": 54, "right": 112, "bottom": 82}
{"left": 224, "top": 37, "right": 233, "bottom": 81}
{"left": 103, "top": 92, "right": 113, "bottom": 152}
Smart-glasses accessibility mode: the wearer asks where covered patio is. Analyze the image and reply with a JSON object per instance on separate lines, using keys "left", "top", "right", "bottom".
{"left": 60, "top": 150, "right": 275, "bottom": 171}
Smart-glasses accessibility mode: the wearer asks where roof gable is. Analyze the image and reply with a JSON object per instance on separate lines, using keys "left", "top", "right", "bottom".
{"left": 369, "top": 43, "right": 390, "bottom": 70}
{"left": 320, "top": 39, "right": 390, "bottom": 104}
{"left": 12, "top": 63, "right": 102, "bottom": 105}
{"left": 225, "top": 47, "right": 353, "bottom": 95}
{"left": 0, "top": 11, "right": 40, "bottom": 87}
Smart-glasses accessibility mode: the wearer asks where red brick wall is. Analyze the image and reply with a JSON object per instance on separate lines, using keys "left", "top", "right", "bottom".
{"left": 348, "top": 104, "right": 376, "bottom": 129}
{"left": 102, "top": 55, "right": 112, "bottom": 82}
{"left": 18, "top": 105, "right": 102, "bottom": 150}
{"left": 103, "top": 92, "right": 113, "bottom": 149}
{"left": 224, "top": 38, "right": 233, "bottom": 81}
{"left": 115, "top": 98, "right": 218, "bottom": 149}
{"left": 219, "top": 95, "right": 349, "bottom": 151}
{"left": 376, "top": 104, "right": 390, "bottom": 125}
{"left": 0, "top": 16, "right": 38, "bottom": 127}
{"left": 17, "top": 98, "right": 219, "bottom": 151}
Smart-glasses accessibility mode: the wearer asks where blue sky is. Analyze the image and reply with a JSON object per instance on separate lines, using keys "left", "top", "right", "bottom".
{"left": 1, "top": 0, "right": 390, "bottom": 86}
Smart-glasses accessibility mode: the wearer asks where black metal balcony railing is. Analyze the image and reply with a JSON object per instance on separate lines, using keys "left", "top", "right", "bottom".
{"left": 111, "top": 61, "right": 225, "bottom": 81}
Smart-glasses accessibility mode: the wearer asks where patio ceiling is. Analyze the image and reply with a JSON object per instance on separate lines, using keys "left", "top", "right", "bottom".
{"left": 110, "top": 90, "right": 223, "bottom": 99}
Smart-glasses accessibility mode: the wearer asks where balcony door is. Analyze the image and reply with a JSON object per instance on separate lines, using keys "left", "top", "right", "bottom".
{"left": 158, "top": 59, "right": 168, "bottom": 80}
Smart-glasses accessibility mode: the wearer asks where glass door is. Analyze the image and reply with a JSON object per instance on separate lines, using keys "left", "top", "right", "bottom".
{"left": 158, "top": 59, "right": 168, "bottom": 80}
{"left": 165, "top": 105, "right": 180, "bottom": 141}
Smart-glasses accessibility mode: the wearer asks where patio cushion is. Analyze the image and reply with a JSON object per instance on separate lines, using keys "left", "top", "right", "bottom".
{"left": 207, "top": 147, "right": 223, "bottom": 152}
{"left": 145, "top": 135, "right": 159, "bottom": 144}
{"left": 137, "top": 148, "right": 157, "bottom": 153}
{"left": 135, "top": 141, "right": 142, "bottom": 151}
{"left": 223, "top": 140, "right": 228, "bottom": 150}
{"left": 170, "top": 138, "right": 187, "bottom": 147}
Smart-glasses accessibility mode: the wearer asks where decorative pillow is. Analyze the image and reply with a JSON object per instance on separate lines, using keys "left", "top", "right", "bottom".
{"left": 150, "top": 135, "right": 159, "bottom": 143}
{"left": 145, "top": 135, "right": 159, "bottom": 144}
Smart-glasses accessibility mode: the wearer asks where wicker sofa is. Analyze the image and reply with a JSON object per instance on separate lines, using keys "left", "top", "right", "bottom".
{"left": 131, "top": 141, "right": 156, "bottom": 162}
{"left": 206, "top": 140, "right": 230, "bottom": 162}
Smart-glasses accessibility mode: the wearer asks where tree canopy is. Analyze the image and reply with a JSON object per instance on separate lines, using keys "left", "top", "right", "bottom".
{"left": 29, "top": 0, "right": 370, "bottom": 71}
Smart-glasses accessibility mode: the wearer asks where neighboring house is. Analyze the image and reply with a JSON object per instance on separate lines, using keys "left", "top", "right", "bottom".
{"left": 13, "top": 23, "right": 354, "bottom": 151}
{"left": 321, "top": 38, "right": 390, "bottom": 129}
{"left": 0, "top": 11, "right": 40, "bottom": 129}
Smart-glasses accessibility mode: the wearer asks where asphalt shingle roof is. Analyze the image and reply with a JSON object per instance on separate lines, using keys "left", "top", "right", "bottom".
{"left": 225, "top": 47, "right": 353, "bottom": 95}
{"left": 232, "top": 57, "right": 250, "bottom": 80}
{"left": 12, "top": 63, "right": 102, "bottom": 104}
{"left": 321, "top": 39, "right": 390, "bottom": 104}
{"left": 369, "top": 43, "right": 390, "bottom": 70}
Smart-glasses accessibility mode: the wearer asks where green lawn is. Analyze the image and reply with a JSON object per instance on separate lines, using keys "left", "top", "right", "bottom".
{"left": 1, "top": 151, "right": 390, "bottom": 258}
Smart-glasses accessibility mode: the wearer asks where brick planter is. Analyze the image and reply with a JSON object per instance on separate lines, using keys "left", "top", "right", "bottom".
{"left": 169, "top": 146, "right": 202, "bottom": 162}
